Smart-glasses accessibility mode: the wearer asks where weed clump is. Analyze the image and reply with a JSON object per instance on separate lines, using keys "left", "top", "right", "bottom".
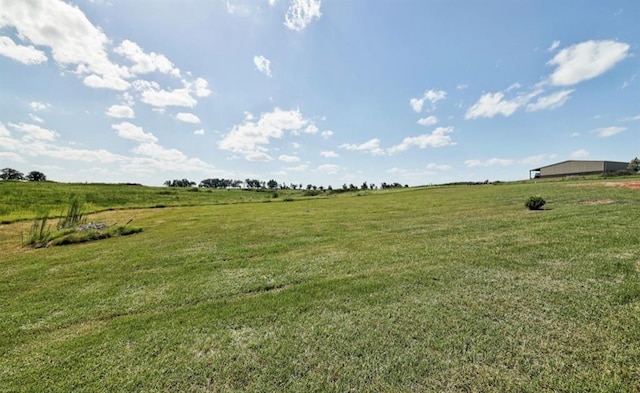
{"left": 525, "top": 196, "right": 546, "bottom": 210}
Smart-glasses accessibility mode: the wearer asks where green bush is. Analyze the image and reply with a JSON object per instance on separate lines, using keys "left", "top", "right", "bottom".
{"left": 525, "top": 196, "right": 546, "bottom": 210}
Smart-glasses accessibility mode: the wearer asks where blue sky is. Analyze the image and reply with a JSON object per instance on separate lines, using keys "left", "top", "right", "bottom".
{"left": 0, "top": 0, "right": 638, "bottom": 187}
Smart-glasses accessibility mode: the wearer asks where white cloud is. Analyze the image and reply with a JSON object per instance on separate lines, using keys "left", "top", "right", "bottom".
{"left": 114, "top": 39, "right": 180, "bottom": 77}
{"left": 284, "top": 164, "right": 308, "bottom": 172}
{"left": 176, "top": 112, "right": 201, "bottom": 124}
{"left": 548, "top": 40, "right": 560, "bottom": 52}
{"left": 193, "top": 78, "right": 212, "bottom": 98}
{"left": 125, "top": 143, "right": 215, "bottom": 173}
{"left": 320, "top": 150, "right": 338, "bottom": 158}
{"left": 621, "top": 114, "right": 640, "bottom": 121}
{"left": 0, "top": 36, "right": 47, "bottom": 64}
{"left": 304, "top": 124, "right": 318, "bottom": 134}
{"left": 410, "top": 89, "right": 447, "bottom": 113}
{"left": 194, "top": 129, "right": 205, "bottom": 136}
{"left": 83, "top": 74, "right": 130, "bottom": 91}
{"left": 284, "top": 0, "right": 322, "bottom": 31}
{"left": 321, "top": 130, "right": 333, "bottom": 139}
{"left": 526, "top": 89, "right": 574, "bottom": 111}
{"left": 279, "top": 154, "right": 300, "bottom": 163}
{"left": 465, "top": 158, "right": 514, "bottom": 167}
{"left": 571, "top": 149, "right": 589, "bottom": 158}
{"left": 519, "top": 154, "right": 556, "bottom": 166}
{"left": 29, "top": 101, "right": 51, "bottom": 111}
{"left": 218, "top": 107, "right": 311, "bottom": 160}
{"left": 457, "top": 84, "right": 468, "bottom": 90}
{"left": 253, "top": 55, "right": 272, "bottom": 77}
{"left": 0, "top": 151, "right": 24, "bottom": 162}
{"left": 106, "top": 104, "right": 135, "bottom": 119}
{"left": 592, "top": 126, "right": 626, "bottom": 137}
{"left": 0, "top": 123, "right": 10, "bottom": 137}
{"left": 547, "top": 40, "right": 630, "bottom": 86}
{"left": 133, "top": 80, "right": 198, "bottom": 108}
{"left": 426, "top": 163, "right": 452, "bottom": 170}
{"left": 340, "top": 138, "right": 385, "bottom": 155}
{"left": 571, "top": 132, "right": 581, "bottom": 137}
{"left": 245, "top": 151, "right": 273, "bottom": 162}
{"left": 269, "top": 0, "right": 278, "bottom": 6}
{"left": 8, "top": 122, "right": 58, "bottom": 141}
{"left": 465, "top": 92, "right": 521, "bottom": 119}
{"left": 0, "top": 0, "right": 131, "bottom": 90}
{"left": 316, "top": 164, "right": 341, "bottom": 174}
{"left": 417, "top": 116, "right": 438, "bottom": 126}
{"left": 111, "top": 122, "right": 157, "bottom": 143}
{"left": 388, "top": 127, "right": 455, "bottom": 154}
{"left": 28, "top": 114, "right": 44, "bottom": 123}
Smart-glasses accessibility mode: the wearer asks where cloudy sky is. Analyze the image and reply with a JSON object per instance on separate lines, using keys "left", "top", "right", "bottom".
{"left": 0, "top": 0, "right": 638, "bottom": 187}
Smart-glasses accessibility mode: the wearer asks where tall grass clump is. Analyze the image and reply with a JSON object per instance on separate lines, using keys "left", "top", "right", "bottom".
{"left": 57, "top": 197, "right": 86, "bottom": 229}
{"left": 25, "top": 210, "right": 51, "bottom": 248}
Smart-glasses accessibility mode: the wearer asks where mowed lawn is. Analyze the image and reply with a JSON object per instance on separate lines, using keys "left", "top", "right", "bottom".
{"left": 1, "top": 180, "right": 640, "bottom": 392}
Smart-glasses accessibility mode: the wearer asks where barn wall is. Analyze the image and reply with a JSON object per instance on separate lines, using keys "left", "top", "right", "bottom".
{"left": 604, "top": 162, "right": 629, "bottom": 172}
{"left": 540, "top": 161, "right": 604, "bottom": 177}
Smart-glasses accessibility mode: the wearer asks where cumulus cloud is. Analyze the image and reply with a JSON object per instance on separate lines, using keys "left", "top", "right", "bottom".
{"left": 320, "top": 150, "right": 338, "bottom": 158}
{"left": 0, "top": 0, "right": 131, "bottom": 90}
{"left": 133, "top": 80, "right": 198, "bottom": 108}
{"left": 526, "top": 89, "right": 574, "bottom": 112}
{"left": 0, "top": 151, "right": 24, "bottom": 162}
{"left": 176, "top": 112, "right": 201, "bottom": 124}
{"left": 253, "top": 55, "right": 272, "bottom": 77}
{"left": 316, "top": 164, "right": 341, "bottom": 174}
{"left": 465, "top": 92, "right": 521, "bottom": 119}
{"left": 284, "top": 0, "right": 322, "bottom": 31}
{"left": 279, "top": 154, "right": 300, "bottom": 163}
{"left": 114, "top": 39, "right": 181, "bottom": 77}
{"left": 547, "top": 40, "right": 630, "bottom": 86}
{"left": 417, "top": 116, "right": 438, "bottom": 126}
{"left": 592, "top": 126, "right": 626, "bottom": 137}
{"left": 321, "top": 130, "right": 333, "bottom": 139}
{"left": 125, "top": 142, "right": 215, "bottom": 173}
{"left": 465, "top": 158, "right": 514, "bottom": 168}
{"left": 111, "top": 122, "right": 157, "bottom": 143}
{"left": 426, "top": 163, "right": 452, "bottom": 170}
{"left": 0, "top": 36, "right": 47, "bottom": 64}
{"left": 410, "top": 89, "right": 447, "bottom": 112}
{"left": 106, "top": 104, "right": 135, "bottom": 119}
{"left": 340, "top": 138, "right": 385, "bottom": 155}
{"left": 218, "top": 107, "right": 312, "bottom": 160}
{"left": 29, "top": 101, "right": 51, "bottom": 111}
{"left": 388, "top": 127, "right": 455, "bottom": 154}
{"left": 193, "top": 129, "right": 205, "bottom": 135}
{"left": 8, "top": 122, "right": 58, "bottom": 141}
{"left": 571, "top": 149, "right": 589, "bottom": 158}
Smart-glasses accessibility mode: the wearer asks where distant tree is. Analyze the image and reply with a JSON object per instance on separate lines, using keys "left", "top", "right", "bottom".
{"left": 361, "top": 182, "right": 368, "bottom": 190}
{"left": 26, "top": 171, "right": 46, "bottom": 182}
{"left": 164, "top": 179, "right": 195, "bottom": 187}
{"left": 628, "top": 157, "right": 640, "bottom": 172}
{"left": 0, "top": 168, "right": 24, "bottom": 180}
{"left": 267, "top": 179, "right": 278, "bottom": 189}
{"left": 306, "top": 184, "right": 313, "bottom": 190}
{"left": 290, "top": 183, "right": 298, "bottom": 190}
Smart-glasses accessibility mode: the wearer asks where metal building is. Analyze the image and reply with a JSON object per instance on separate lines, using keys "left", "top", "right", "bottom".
{"left": 529, "top": 160, "right": 629, "bottom": 179}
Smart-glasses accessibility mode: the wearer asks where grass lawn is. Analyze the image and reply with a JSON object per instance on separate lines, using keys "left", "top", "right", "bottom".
{"left": 1, "top": 179, "right": 639, "bottom": 391}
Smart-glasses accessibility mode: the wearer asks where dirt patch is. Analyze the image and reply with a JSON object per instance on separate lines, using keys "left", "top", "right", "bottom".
{"left": 581, "top": 199, "right": 615, "bottom": 205}
{"left": 571, "top": 181, "right": 640, "bottom": 189}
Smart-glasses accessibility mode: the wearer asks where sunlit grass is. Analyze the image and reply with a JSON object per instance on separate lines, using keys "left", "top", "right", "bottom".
{"left": 1, "top": 179, "right": 639, "bottom": 391}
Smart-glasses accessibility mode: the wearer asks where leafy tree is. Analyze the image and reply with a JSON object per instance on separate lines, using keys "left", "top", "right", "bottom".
{"left": 267, "top": 179, "right": 278, "bottom": 189}
{"left": 361, "top": 182, "right": 368, "bottom": 190}
{"left": 164, "top": 179, "right": 196, "bottom": 187}
{"left": 0, "top": 168, "right": 24, "bottom": 180}
{"left": 628, "top": 157, "right": 640, "bottom": 172}
{"left": 26, "top": 171, "right": 46, "bottom": 182}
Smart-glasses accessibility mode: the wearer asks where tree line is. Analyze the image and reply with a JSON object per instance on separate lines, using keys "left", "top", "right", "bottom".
{"left": 164, "top": 177, "right": 408, "bottom": 191}
{"left": 0, "top": 167, "right": 46, "bottom": 181}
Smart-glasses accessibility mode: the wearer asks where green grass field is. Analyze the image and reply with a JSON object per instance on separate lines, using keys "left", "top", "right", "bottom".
{"left": 1, "top": 179, "right": 640, "bottom": 391}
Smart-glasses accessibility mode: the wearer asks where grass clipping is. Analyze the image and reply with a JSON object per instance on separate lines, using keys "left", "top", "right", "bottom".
{"left": 24, "top": 197, "right": 142, "bottom": 248}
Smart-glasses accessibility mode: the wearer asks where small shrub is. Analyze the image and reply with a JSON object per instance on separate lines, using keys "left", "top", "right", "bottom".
{"left": 57, "top": 197, "right": 86, "bottom": 229}
{"left": 25, "top": 211, "right": 51, "bottom": 248}
{"left": 525, "top": 196, "right": 546, "bottom": 210}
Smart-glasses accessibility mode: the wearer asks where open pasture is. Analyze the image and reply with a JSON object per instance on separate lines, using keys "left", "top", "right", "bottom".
{"left": 1, "top": 179, "right": 639, "bottom": 391}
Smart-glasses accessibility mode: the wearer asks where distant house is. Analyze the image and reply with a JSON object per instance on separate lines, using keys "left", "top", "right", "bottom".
{"left": 529, "top": 160, "right": 629, "bottom": 179}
